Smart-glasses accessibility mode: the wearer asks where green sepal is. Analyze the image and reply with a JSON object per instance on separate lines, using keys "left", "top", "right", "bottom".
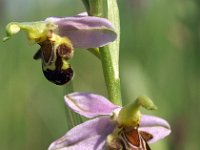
{"left": 3, "top": 21, "right": 57, "bottom": 43}
{"left": 117, "top": 96, "right": 157, "bottom": 127}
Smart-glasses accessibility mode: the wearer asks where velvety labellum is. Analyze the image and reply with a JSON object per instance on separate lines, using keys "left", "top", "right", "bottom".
{"left": 34, "top": 40, "right": 74, "bottom": 85}
{"left": 43, "top": 65, "right": 73, "bottom": 85}
{"left": 109, "top": 128, "right": 153, "bottom": 150}
{"left": 121, "top": 128, "right": 152, "bottom": 150}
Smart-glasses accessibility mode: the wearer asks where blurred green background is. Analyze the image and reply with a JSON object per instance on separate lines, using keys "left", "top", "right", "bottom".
{"left": 1, "top": 0, "right": 200, "bottom": 149}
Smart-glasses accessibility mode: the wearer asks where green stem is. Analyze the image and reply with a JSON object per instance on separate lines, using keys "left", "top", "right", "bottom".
{"left": 83, "top": 0, "right": 122, "bottom": 105}
{"left": 64, "top": 82, "right": 83, "bottom": 130}
{"left": 88, "top": 48, "right": 101, "bottom": 59}
{"left": 81, "top": 0, "right": 90, "bottom": 13}
{"left": 99, "top": 46, "right": 121, "bottom": 105}
{"left": 87, "top": 0, "right": 104, "bottom": 16}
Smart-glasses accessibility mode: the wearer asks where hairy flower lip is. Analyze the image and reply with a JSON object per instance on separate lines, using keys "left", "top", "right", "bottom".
{"left": 48, "top": 92, "right": 171, "bottom": 150}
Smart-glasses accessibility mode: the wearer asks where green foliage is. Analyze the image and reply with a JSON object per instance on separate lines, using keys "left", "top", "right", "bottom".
{"left": 1, "top": 0, "right": 200, "bottom": 149}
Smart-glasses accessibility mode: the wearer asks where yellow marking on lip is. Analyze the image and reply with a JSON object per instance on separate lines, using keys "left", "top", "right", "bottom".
{"left": 61, "top": 60, "right": 70, "bottom": 70}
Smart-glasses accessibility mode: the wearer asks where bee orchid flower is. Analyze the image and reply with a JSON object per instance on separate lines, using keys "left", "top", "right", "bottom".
{"left": 48, "top": 92, "right": 171, "bottom": 150}
{"left": 4, "top": 13, "right": 117, "bottom": 85}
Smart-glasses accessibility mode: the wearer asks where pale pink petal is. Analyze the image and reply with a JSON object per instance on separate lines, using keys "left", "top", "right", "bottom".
{"left": 139, "top": 114, "right": 171, "bottom": 143}
{"left": 48, "top": 117, "right": 115, "bottom": 150}
{"left": 45, "top": 15, "right": 117, "bottom": 48}
{"left": 64, "top": 92, "right": 120, "bottom": 118}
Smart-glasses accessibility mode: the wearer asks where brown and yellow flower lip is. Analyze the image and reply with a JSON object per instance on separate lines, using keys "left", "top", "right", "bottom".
{"left": 106, "top": 126, "right": 153, "bottom": 150}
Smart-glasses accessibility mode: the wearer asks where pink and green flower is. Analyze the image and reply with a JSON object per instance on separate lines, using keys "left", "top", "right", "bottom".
{"left": 49, "top": 92, "right": 171, "bottom": 150}
{"left": 4, "top": 13, "right": 117, "bottom": 85}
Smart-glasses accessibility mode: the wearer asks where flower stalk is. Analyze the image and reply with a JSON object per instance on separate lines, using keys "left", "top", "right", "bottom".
{"left": 82, "top": 0, "right": 122, "bottom": 106}
{"left": 64, "top": 82, "right": 83, "bottom": 130}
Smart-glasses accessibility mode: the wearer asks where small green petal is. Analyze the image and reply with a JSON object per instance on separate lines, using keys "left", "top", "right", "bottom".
{"left": 3, "top": 21, "right": 57, "bottom": 43}
{"left": 117, "top": 96, "right": 157, "bottom": 127}
{"left": 135, "top": 96, "right": 157, "bottom": 110}
{"left": 3, "top": 23, "right": 20, "bottom": 41}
